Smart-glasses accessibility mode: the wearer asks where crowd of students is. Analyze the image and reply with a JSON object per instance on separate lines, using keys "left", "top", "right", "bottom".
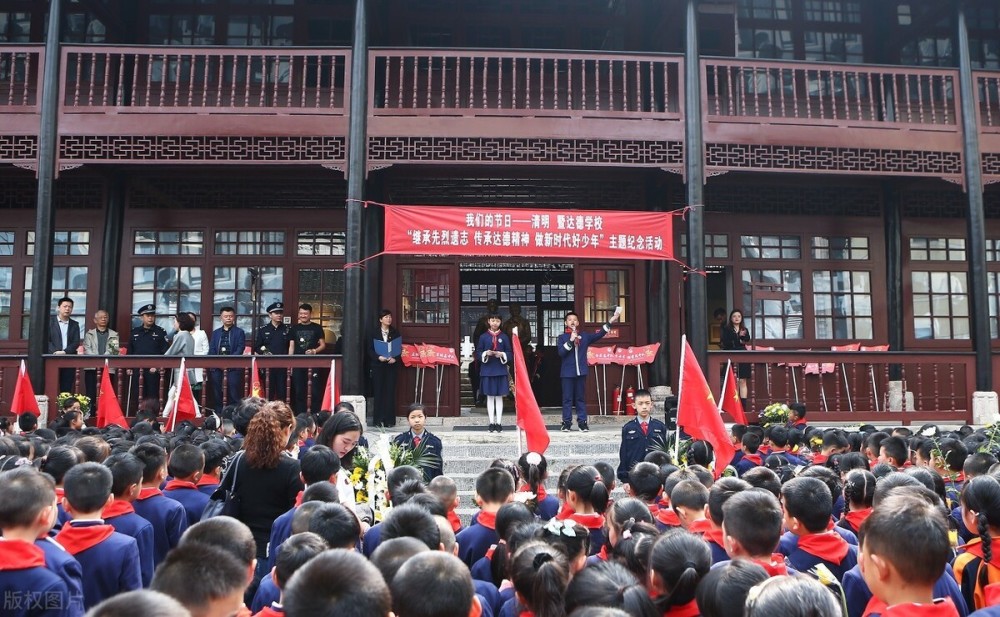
{"left": 3, "top": 395, "right": 1000, "bottom": 617}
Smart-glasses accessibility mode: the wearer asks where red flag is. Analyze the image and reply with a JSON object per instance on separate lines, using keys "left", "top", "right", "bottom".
{"left": 320, "top": 359, "right": 340, "bottom": 411}
{"left": 165, "top": 358, "right": 198, "bottom": 432}
{"left": 719, "top": 360, "right": 748, "bottom": 426}
{"left": 400, "top": 344, "right": 425, "bottom": 367}
{"left": 96, "top": 361, "right": 127, "bottom": 429}
{"left": 421, "top": 344, "right": 460, "bottom": 366}
{"left": 512, "top": 329, "right": 549, "bottom": 456}
{"left": 677, "top": 337, "right": 736, "bottom": 478}
{"left": 10, "top": 360, "right": 40, "bottom": 417}
{"left": 250, "top": 356, "right": 262, "bottom": 398}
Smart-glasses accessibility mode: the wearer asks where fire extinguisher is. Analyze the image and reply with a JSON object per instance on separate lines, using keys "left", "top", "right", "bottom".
{"left": 625, "top": 387, "right": 636, "bottom": 415}
{"left": 611, "top": 386, "right": 623, "bottom": 415}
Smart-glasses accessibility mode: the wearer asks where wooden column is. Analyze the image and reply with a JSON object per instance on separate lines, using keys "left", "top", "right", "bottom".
{"left": 98, "top": 174, "right": 126, "bottom": 319}
{"left": 683, "top": 0, "right": 708, "bottom": 367}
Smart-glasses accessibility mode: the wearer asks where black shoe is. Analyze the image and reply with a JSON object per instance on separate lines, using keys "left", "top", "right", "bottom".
{"left": 561, "top": 422, "right": 572, "bottom": 432}
{"left": 579, "top": 422, "right": 589, "bottom": 432}
{"left": 497, "top": 423, "right": 503, "bottom": 432}
{"left": 488, "top": 423, "right": 496, "bottom": 433}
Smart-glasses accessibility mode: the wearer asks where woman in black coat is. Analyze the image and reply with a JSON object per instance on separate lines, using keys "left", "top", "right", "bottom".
{"left": 367, "top": 309, "right": 401, "bottom": 427}
{"left": 720, "top": 309, "right": 752, "bottom": 401}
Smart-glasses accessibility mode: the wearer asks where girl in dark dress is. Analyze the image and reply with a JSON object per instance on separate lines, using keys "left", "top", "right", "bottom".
{"left": 367, "top": 309, "right": 401, "bottom": 428}
{"left": 476, "top": 313, "right": 512, "bottom": 433}
{"left": 720, "top": 309, "right": 752, "bottom": 402}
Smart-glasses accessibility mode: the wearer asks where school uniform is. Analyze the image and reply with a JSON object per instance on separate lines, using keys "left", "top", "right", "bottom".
{"left": 251, "top": 573, "right": 281, "bottom": 614}
{"left": 254, "top": 603, "right": 285, "bottom": 617}
{"left": 838, "top": 508, "right": 873, "bottom": 536}
{"left": 457, "top": 510, "right": 500, "bottom": 566}
{"left": 654, "top": 505, "right": 683, "bottom": 532}
{"left": 473, "top": 580, "right": 501, "bottom": 617}
{"left": 565, "top": 512, "right": 606, "bottom": 557}
{"left": 392, "top": 430, "right": 444, "bottom": 481}
{"left": 735, "top": 452, "right": 763, "bottom": 477}
{"left": 446, "top": 507, "right": 464, "bottom": 534}
{"left": 471, "top": 550, "right": 495, "bottom": 584}
{"left": 863, "top": 598, "right": 961, "bottom": 617}
{"left": 132, "top": 486, "right": 188, "bottom": 566}
{"left": 54, "top": 520, "right": 142, "bottom": 610}
{"left": 35, "top": 536, "right": 85, "bottom": 617}
{"left": 780, "top": 529, "right": 858, "bottom": 582}
{"left": 101, "top": 499, "right": 155, "bottom": 586}
{"left": 617, "top": 417, "right": 667, "bottom": 482}
{"left": 953, "top": 537, "right": 1000, "bottom": 611}
{"left": 713, "top": 555, "right": 795, "bottom": 578}
{"left": 779, "top": 525, "right": 858, "bottom": 553}
{"left": 701, "top": 526, "right": 730, "bottom": 564}
{"left": 953, "top": 505, "right": 976, "bottom": 543}
{"left": 842, "top": 563, "right": 967, "bottom": 617}
{"left": 362, "top": 522, "right": 384, "bottom": 558}
{"left": 163, "top": 479, "right": 211, "bottom": 527}
{"left": 557, "top": 322, "right": 611, "bottom": 427}
{"left": 197, "top": 473, "right": 221, "bottom": 496}
{"left": 0, "top": 539, "right": 73, "bottom": 617}
{"left": 663, "top": 600, "right": 701, "bottom": 617}
{"left": 476, "top": 329, "right": 513, "bottom": 398}
{"left": 264, "top": 497, "right": 300, "bottom": 574}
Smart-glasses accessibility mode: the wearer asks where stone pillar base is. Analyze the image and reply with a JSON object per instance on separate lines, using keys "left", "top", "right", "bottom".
{"left": 973, "top": 391, "right": 999, "bottom": 426}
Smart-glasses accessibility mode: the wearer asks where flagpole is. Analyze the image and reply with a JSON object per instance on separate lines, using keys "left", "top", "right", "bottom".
{"left": 674, "top": 335, "right": 686, "bottom": 464}
{"left": 718, "top": 359, "right": 731, "bottom": 412}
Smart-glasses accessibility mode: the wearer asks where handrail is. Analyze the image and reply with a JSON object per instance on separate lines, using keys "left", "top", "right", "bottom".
{"left": 0, "top": 44, "right": 43, "bottom": 110}
{"left": 975, "top": 70, "right": 1000, "bottom": 130}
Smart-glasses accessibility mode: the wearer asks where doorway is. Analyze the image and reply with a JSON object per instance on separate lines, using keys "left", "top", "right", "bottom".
{"left": 706, "top": 265, "right": 731, "bottom": 350}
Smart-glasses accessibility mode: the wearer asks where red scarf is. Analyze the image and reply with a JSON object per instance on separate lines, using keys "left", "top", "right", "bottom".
{"left": 255, "top": 606, "right": 285, "bottom": 617}
{"left": 812, "top": 453, "right": 829, "bottom": 465}
{"left": 703, "top": 527, "right": 726, "bottom": 550}
{"left": 844, "top": 508, "right": 873, "bottom": 533}
{"left": 742, "top": 453, "right": 763, "bottom": 466}
{"left": 55, "top": 522, "right": 116, "bottom": 555}
{"left": 519, "top": 484, "right": 548, "bottom": 501}
{"left": 519, "top": 612, "right": 535, "bottom": 617}
{"left": 647, "top": 502, "right": 660, "bottom": 516}
{"left": 0, "top": 539, "right": 46, "bottom": 570}
{"left": 137, "top": 486, "right": 162, "bottom": 500}
{"left": 752, "top": 554, "right": 790, "bottom": 577}
{"left": 687, "top": 518, "right": 713, "bottom": 536}
{"left": 959, "top": 537, "right": 1000, "bottom": 568}
{"left": 197, "top": 473, "right": 220, "bottom": 487}
{"left": 294, "top": 491, "right": 304, "bottom": 507}
{"left": 864, "top": 597, "right": 960, "bottom": 617}
{"left": 555, "top": 502, "right": 574, "bottom": 520}
{"left": 656, "top": 507, "right": 682, "bottom": 528}
{"left": 596, "top": 544, "right": 608, "bottom": 561}
{"left": 164, "top": 479, "right": 199, "bottom": 491}
{"left": 490, "top": 330, "right": 501, "bottom": 351}
{"left": 568, "top": 512, "right": 605, "bottom": 530}
{"left": 102, "top": 499, "right": 135, "bottom": 519}
{"left": 664, "top": 599, "right": 701, "bottom": 617}
{"left": 477, "top": 510, "right": 498, "bottom": 531}
{"left": 796, "top": 531, "right": 850, "bottom": 565}
{"left": 55, "top": 487, "right": 64, "bottom": 499}
{"left": 447, "top": 509, "right": 462, "bottom": 533}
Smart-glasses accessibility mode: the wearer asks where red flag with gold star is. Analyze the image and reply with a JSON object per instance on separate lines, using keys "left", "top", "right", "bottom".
{"left": 719, "top": 359, "right": 748, "bottom": 426}
{"left": 677, "top": 337, "right": 736, "bottom": 478}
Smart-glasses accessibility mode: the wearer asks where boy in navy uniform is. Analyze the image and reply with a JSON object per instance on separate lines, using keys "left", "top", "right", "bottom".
{"left": 779, "top": 476, "right": 857, "bottom": 581}
{"left": 162, "top": 444, "right": 210, "bottom": 527}
{"left": 456, "top": 468, "right": 515, "bottom": 566}
{"left": 130, "top": 443, "right": 188, "bottom": 566}
{"left": 55, "top": 463, "right": 142, "bottom": 610}
{"left": 556, "top": 308, "right": 620, "bottom": 432}
{"left": 392, "top": 404, "right": 443, "bottom": 481}
{"left": 255, "top": 302, "right": 293, "bottom": 401}
{"left": 101, "top": 453, "right": 155, "bottom": 586}
{"left": 128, "top": 304, "right": 169, "bottom": 406}
{"left": 617, "top": 388, "right": 666, "bottom": 482}
{"left": 0, "top": 468, "right": 77, "bottom": 617}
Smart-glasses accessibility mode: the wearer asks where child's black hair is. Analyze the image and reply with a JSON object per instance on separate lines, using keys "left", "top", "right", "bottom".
{"left": 539, "top": 520, "right": 591, "bottom": 563}
{"left": 609, "top": 521, "right": 659, "bottom": 582}
{"left": 566, "top": 465, "right": 610, "bottom": 515}
{"left": 274, "top": 531, "right": 328, "bottom": 587}
{"left": 837, "top": 451, "right": 870, "bottom": 475}
{"left": 967, "top": 452, "right": 999, "bottom": 478}
{"left": 476, "top": 467, "right": 516, "bottom": 504}
{"left": 627, "top": 462, "right": 664, "bottom": 502}
{"left": 309, "top": 502, "right": 363, "bottom": 549}
{"left": 518, "top": 452, "right": 549, "bottom": 513}
{"left": 866, "top": 431, "right": 890, "bottom": 458}
{"left": 103, "top": 452, "right": 144, "bottom": 498}
{"left": 490, "top": 459, "right": 521, "bottom": 487}
{"left": 696, "top": 560, "right": 769, "bottom": 617}
{"left": 797, "top": 465, "right": 842, "bottom": 511}
{"left": 741, "top": 433, "right": 762, "bottom": 454}
{"left": 63, "top": 461, "right": 113, "bottom": 513}
{"left": 643, "top": 450, "right": 673, "bottom": 467}
{"left": 879, "top": 436, "right": 908, "bottom": 467}
{"left": 740, "top": 466, "right": 781, "bottom": 498}
{"left": 768, "top": 427, "right": 789, "bottom": 449}
{"left": 939, "top": 438, "right": 970, "bottom": 473}
{"left": 779, "top": 477, "right": 832, "bottom": 534}
{"left": 150, "top": 542, "right": 248, "bottom": 613}
{"left": 0, "top": 467, "right": 56, "bottom": 528}
{"left": 39, "top": 445, "right": 82, "bottom": 484}
{"left": 284, "top": 550, "right": 391, "bottom": 617}
{"left": 687, "top": 441, "right": 714, "bottom": 467}
{"left": 130, "top": 442, "right": 168, "bottom": 484}
{"left": 198, "top": 439, "right": 230, "bottom": 474}
{"left": 565, "top": 561, "right": 658, "bottom": 617}
{"left": 510, "top": 541, "right": 570, "bottom": 617}
{"left": 858, "top": 492, "right": 951, "bottom": 588}
{"left": 670, "top": 479, "right": 708, "bottom": 512}
{"left": 300, "top": 444, "right": 342, "bottom": 485}
{"left": 707, "top": 477, "right": 751, "bottom": 526}
{"left": 843, "top": 469, "right": 876, "bottom": 509}
{"left": 721, "top": 490, "right": 783, "bottom": 557}
{"left": 607, "top": 497, "right": 655, "bottom": 540}
{"left": 167, "top": 444, "right": 204, "bottom": 480}
{"left": 649, "top": 530, "right": 712, "bottom": 610}
{"left": 594, "top": 461, "right": 616, "bottom": 489}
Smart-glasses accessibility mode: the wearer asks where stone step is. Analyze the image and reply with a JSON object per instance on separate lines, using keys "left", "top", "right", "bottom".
{"left": 443, "top": 454, "right": 620, "bottom": 476}
{"left": 440, "top": 440, "right": 621, "bottom": 460}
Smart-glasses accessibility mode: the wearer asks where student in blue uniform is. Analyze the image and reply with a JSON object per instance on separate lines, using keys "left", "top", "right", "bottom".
{"left": 779, "top": 476, "right": 857, "bottom": 581}
{"left": 35, "top": 533, "right": 84, "bottom": 617}
{"left": 101, "top": 453, "right": 155, "bottom": 586}
{"left": 196, "top": 439, "right": 230, "bottom": 496}
{"left": 475, "top": 313, "right": 512, "bottom": 433}
{"left": 0, "top": 468, "right": 77, "bottom": 617}
{"left": 457, "top": 467, "right": 516, "bottom": 566}
{"left": 617, "top": 389, "right": 667, "bottom": 482}
{"left": 518, "top": 451, "right": 560, "bottom": 521}
{"left": 54, "top": 463, "right": 142, "bottom": 610}
{"left": 704, "top": 477, "right": 753, "bottom": 565}
{"left": 562, "top": 465, "right": 611, "bottom": 555}
{"left": 150, "top": 542, "right": 249, "bottom": 617}
{"left": 557, "top": 309, "right": 620, "bottom": 432}
{"left": 162, "top": 444, "right": 210, "bottom": 526}
{"left": 392, "top": 404, "right": 444, "bottom": 480}
{"left": 127, "top": 443, "right": 188, "bottom": 567}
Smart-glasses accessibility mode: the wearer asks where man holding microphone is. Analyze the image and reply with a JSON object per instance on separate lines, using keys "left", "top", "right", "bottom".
{"left": 557, "top": 306, "right": 621, "bottom": 432}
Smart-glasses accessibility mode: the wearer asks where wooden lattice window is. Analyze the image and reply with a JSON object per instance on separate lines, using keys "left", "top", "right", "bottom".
{"left": 401, "top": 267, "right": 450, "bottom": 324}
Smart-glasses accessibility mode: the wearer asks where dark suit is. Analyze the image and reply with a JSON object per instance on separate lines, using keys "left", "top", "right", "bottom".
{"left": 209, "top": 325, "right": 247, "bottom": 410}
{"left": 48, "top": 315, "right": 82, "bottom": 393}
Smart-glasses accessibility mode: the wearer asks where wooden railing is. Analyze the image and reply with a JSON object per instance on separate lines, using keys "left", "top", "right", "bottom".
{"left": 370, "top": 48, "right": 683, "bottom": 119}
{"left": 708, "top": 350, "right": 976, "bottom": 424}
{"left": 703, "top": 58, "right": 960, "bottom": 129}
{"left": 0, "top": 45, "right": 42, "bottom": 110}
{"left": 60, "top": 46, "right": 350, "bottom": 113}
{"left": 976, "top": 70, "right": 1000, "bottom": 131}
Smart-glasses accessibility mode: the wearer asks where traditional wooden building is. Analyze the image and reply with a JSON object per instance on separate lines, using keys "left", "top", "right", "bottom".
{"left": 1, "top": 0, "right": 997, "bottom": 422}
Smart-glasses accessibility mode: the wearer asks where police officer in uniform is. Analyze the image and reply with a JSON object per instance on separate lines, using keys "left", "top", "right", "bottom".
{"left": 128, "top": 304, "right": 169, "bottom": 409}
{"left": 254, "top": 302, "right": 293, "bottom": 401}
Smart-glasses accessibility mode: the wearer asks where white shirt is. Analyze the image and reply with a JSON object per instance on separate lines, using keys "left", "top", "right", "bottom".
{"left": 58, "top": 319, "right": 69, "bottom": 350}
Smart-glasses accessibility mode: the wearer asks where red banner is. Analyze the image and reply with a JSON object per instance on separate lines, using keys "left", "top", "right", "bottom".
{"left": 613, "top": 343, "right": 661, "bottom": 366}
{"left": 401, "top": 344, "right": 425, "bottom": 367}
{"left": 419, "top": 344, "right": 460, "bottom": 366}
{"left": 383, "top": 204, "right": 674, "bottom": 260}
{"left": 587, "top": 346, "right": 618, "bottom": 366}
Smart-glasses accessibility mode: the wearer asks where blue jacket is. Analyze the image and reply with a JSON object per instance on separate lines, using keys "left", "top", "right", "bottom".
{"left": 0, "top": 541, "right": 72, "bottom": 617}
{"left": 104, "top": 510, "right": 155, "bottom": 586}
{"left": 392, "top": 430, "right": 444, "bottom": 481}
{"left": 210, "top": 325, "right": 247, "bottom": 356}
{"left": 57, "top": 522, "right": 142, "bottom": 610}
{"left": 36, "top": 537, "right": 84, "bottom": 617}
{"left": 163, "top": 485, "right": 211, "bottom": 527}
{"left": 132, "top": 491, "right": 188, "bottom": 567}
{"left": 556, "top": 323, "right": 610, "bottom": 378}
{"left": 842, "top": 562, "right": 967, "bottom": 617}
{"left": 476, "top": 330, "right": 513, "bottom": 377}
{"left": 617, "top": 417, "right": 667, "bottom": 482}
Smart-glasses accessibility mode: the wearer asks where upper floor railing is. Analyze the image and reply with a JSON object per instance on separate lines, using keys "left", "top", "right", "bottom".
{"left": 370, "top": 48, "right": 684, "bottom": 120}
{"left": 703, "top": 57, "right": 960, "bottom": 130}
{"left": 977, "top": 70, "right": 1000, "bottom": 131}
{"left": 0, "top": 45, "right": 42, "bottom": 111}
{"left": 60, "top": 45, "right": 350, "bottom": 114}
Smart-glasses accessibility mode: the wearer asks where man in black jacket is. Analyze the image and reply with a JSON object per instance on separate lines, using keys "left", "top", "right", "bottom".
{"left": 48, "top": 296, "right": 82, "bottom": 393}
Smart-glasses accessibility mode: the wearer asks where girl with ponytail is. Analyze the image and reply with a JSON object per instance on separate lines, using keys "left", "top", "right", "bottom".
{"left": 955, "top": 475, "right": 1000, "bottom": 610}
{"left": 838, "top": 469, "right": 876, "bottom": 535}
{"left": 518, "top": 452, "right": 559, "bottom": 520}
{"left": 510, "top": 541, "right": 569, "bottom": 617}
{"left": 649, "top": 530, "right": 712, "bottom": 617}
{"left": 564, "top": 465, "right": 610, "bottom": 555}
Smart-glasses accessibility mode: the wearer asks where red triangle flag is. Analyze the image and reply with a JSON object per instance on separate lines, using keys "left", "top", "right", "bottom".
{"left": 250, "top": 356, "right": 262, "bottom": 398}
{"left": 10, "top": 360, "right": 41, "bottom": 417}
{"left": 320, "top": 359, "right": 340, "bottom": 411}
{"left": 677, "top": 337, "right": 736, "bottom": 478}
{"left": 719, "top": 360, "right": 748, "bottom": 426}
{"left": 165, "top": 358, "right": 198, "bottom": 432}
{"left": 96, "top": 361, "right": 127, "bottom": 429}
{"left": 512, "top": 329, "right": 549, "bottom": 456}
